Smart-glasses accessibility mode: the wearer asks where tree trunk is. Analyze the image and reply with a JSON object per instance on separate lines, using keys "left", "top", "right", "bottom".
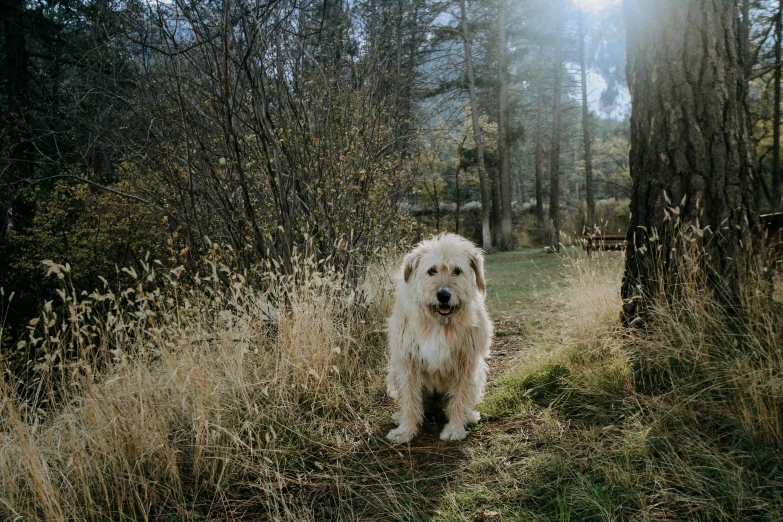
{"left": 548, "top": 0, "right": 565, "bottom": 253}
{"left": 534, "top": 84, "right": 546, "bottom": 244}
{"left": 3, "top": 0, "right": 28, "bottom": 131}
{"left": 460, "top": 0, "right": 492, "bottom": 251}
{"left": 396, "top": 0, "right": 421, "bottom": 161}
{"left": 579, "top": 10, "right": 596, "bottom": 235}
{"left": 621, "top": 0, "right": 766, "bottom": 320}
{"left": 456, "top": 137, "right": 465, "bottom": 235}
{"left": 1, "top": 0, "right": 33, "bottom": 243}
{"left": 491, "top": 166, "right": 502, "bottom": 242}
{"left": 455, "top": 166, "right": 461, "bottom": 235}
{"left": 740, "top": 0, "right": 763, "bottom": 208}
{"left": 741, "top": 0, "right": 751, "bottom": 77}
{"left": 774, "top": 0, "right": 783, "bottom": 211}
{"left": 435, "top": 192, "right": 441, "bottom": 231}
{"left": 497, "top": 0, "right": 514, "bottom": 249}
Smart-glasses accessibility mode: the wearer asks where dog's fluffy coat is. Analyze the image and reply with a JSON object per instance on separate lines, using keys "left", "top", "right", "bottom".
{"left": 386, "top": 233, "right": 493, "bottom": 443}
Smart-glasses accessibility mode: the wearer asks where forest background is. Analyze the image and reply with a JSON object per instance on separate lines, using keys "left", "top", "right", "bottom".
{"left": 1, "top": 0, "right": 633, "bottom": 344}
{"left": 1, "top": 0, "right": 782, "bottom": 400}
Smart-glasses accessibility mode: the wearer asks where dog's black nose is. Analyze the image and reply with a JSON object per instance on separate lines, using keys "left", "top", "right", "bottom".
{"left": 437, "top": 289, "right": 451, "bottom": 304}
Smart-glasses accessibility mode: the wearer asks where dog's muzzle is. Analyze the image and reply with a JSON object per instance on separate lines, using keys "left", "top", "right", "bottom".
{"left": 436, "top": 288, "right": 453, "bottom": 316}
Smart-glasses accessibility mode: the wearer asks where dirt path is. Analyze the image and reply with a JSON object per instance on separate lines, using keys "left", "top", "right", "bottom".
{"left": 484, "top": 249, "right": 569, "bottom": 378}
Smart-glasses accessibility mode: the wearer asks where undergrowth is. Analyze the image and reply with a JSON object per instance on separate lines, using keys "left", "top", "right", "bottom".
{"left": 438, "top": 252, "right": 783, "bottom": 522}
{"left": 0, "top": 249, "right": 418, "bottom": 521}
{"left": 2, "top": 244, "right": 781, "bottom": 521}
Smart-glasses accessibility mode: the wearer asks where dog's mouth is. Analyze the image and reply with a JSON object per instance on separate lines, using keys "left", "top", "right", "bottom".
{"left": 436, "top": 305, "right": 454, "bottom": 316}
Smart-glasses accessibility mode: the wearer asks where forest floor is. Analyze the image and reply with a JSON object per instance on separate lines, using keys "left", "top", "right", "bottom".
{"left": 3, "top": 247, "right": 780, "bottom": 521}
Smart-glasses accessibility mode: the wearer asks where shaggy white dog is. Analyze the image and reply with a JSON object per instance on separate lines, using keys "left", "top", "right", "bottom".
{"left": 386, "top": 233, "right": 493, "bottom": 443}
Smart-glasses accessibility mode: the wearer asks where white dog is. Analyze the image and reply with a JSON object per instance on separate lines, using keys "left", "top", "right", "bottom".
{"left": 386, "top": 233, "right": 493, "bottom": 443}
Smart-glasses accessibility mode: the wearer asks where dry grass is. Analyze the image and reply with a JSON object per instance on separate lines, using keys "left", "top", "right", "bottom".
{"left": 2, "top": 245, "right": 781, "bottom": 521}
{"left": 0, "top": 250, "right": 413, "bottom": 521}
{"left": 437, "top": 250, "right": 783, "bottom": 521}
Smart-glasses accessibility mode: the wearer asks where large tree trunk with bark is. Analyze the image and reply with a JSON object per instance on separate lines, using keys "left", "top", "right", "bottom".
{"left": 460, "top": 0, "right": 492, "bottom": 251}
{"left": 548, "top": 0, "right": 565, "bottom": 253}
{"left": 497, "top": 0, "right": 514, "bottom": 249}
{"left": 579, "top": 10, "right": 596, "bottom": 235}
{"left": 622, "top": 0, "right": 766, "bottom": 320}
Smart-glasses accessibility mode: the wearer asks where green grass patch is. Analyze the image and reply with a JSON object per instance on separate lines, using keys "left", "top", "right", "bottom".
{"left": 484, "top": 247, "right": 570, "bottom": 318}
{"left": 482, "top": 363, "right": 570, "bottom": 420}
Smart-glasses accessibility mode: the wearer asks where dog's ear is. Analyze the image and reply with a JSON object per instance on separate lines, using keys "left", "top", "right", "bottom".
{"left": 403, "top": 251, "right": 421, "bottom": 283}
{"left": 468, "top": 248, "right": 486, "bottom": 293}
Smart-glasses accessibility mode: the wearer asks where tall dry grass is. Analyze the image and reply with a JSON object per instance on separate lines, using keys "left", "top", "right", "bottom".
{"left": 0, "top": 249, "right": 410, "bottom": 521}
{"left": 555, "top": 246, "right": 783, "bottom": 519}
{"left": 449, "top": 247, "right": 783, "bottom": 521}
{"left": 618, "top": 241, "right": 783, "bottom": 520}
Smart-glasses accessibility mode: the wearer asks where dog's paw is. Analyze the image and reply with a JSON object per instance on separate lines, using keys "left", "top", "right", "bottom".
{"left": 387, "top": 426, "right": 417, "bottom": 444}
{"left": 439, "top": 424, "right": 468, "bottom": 441}
{"left": 391, "top": 411, "right": 402, "bottom": 426}
{"left": 466, "top": 410, "right": 481, "bottom": 425}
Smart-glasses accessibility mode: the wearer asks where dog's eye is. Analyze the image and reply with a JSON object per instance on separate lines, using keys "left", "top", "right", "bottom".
{"left": 452, "top": 268, "right": 462, "bottom": 276}
{"left": 427, "top": 267, "right": 437, "bottom": 276}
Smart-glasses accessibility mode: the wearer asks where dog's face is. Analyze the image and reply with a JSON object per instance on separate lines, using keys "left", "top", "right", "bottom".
{"left": 402, "top": 234, "right": 485, "bottom": 322}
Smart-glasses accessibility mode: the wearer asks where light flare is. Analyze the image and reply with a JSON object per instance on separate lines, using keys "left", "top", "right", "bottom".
{"left": 573, "top": 0, "right": 619, "bottom": 12}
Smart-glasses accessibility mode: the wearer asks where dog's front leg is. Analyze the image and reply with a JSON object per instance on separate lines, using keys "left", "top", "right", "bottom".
{"left": 386, "top": 360, "right": 423, "bottom": 443}
{"left": 441, "top": 364, "right": 480, "bottom": 441}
